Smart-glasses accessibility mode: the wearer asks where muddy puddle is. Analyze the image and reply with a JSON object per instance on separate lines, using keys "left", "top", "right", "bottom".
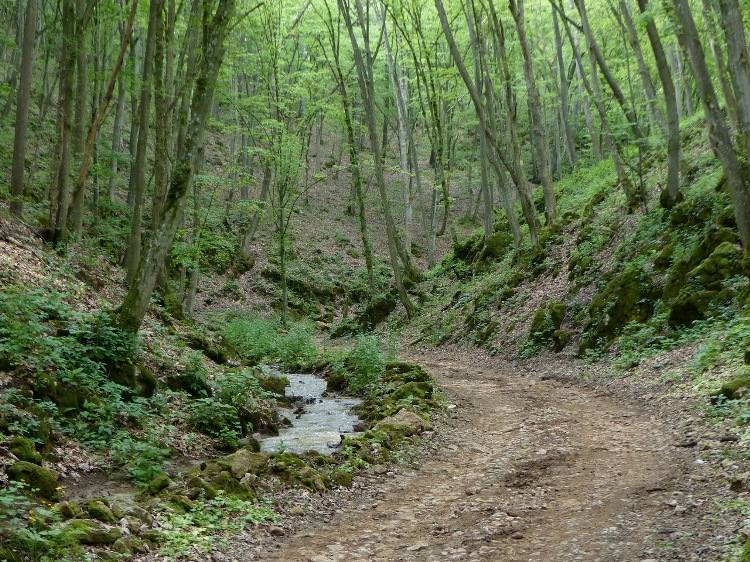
{"left": 260, "top": 374, "right": 361, "bottom": 455}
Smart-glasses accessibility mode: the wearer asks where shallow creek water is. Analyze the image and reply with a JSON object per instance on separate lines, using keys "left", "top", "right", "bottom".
{"left": 259, "top": 374, "right": 362, "bottom": 455}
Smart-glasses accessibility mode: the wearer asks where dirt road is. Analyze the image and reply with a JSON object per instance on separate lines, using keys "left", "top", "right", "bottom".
{"left": 237, "top": 353, "right": 735, "bottom": 561}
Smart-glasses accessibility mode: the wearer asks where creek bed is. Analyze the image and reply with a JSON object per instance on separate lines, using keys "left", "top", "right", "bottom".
{"left": 260, "top": 374, "right": 362, "bottom": 455}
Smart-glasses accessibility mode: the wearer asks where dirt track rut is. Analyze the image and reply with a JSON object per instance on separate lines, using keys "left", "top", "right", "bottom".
{"left": 245, "top": 354, "right": 721, "bottom": 561}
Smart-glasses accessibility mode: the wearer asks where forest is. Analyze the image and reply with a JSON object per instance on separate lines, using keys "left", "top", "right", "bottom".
{"left": 2, "top": 0, "right": 750, "bottom": 559}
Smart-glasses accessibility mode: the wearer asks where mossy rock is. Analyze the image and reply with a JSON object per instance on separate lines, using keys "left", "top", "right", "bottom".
{"left": 567, "top": 251, "right": 593, "bottom": 279}
{"left": 390, "top": 382, "right": 433, "bottom": 401}
{"left": 185, "top": 476, "right": 217, "bottom": 500}
{"left": 259, "top": 375, "right": 289, "bottom": 396}
{"left": 166, "top": 371, "right": 212, "bottom": 399}
{"left": 226, "top": 447, "right": 269, "bottom": 479}
{"left": 62, "top": 519, "right": 121, "bottom": 546}
{"left": 383, "top": 362, "right": 432, "bottom": 383}
{"left": 686, "top": 241, "right": 742, "bottom": 290}
{"left": 653, "top": 243, "right": 675, "bottom": 271}
{"left": 452, "top": 230, "right": 484, "bottom": 262}
{"left": 185, "top": 333, "right": 229, "bottom": 364}
{"left": 375, "top": 410, "right": 431, "bottom": 438}
{"left": 33, "top": 375, "right": 88, "bottom": 414}
{"left": 580, "top": 266, "right": 656, "bottom": 353}
{"left": 330, "top": 318, "right": 359, "bottom": 338}
{"left": 232, "top": 254, "right": 255, "bottom": 276}
{"left": 358, "top": 291, "right": 398, "bottom": 329}
{"left": 58, "top": 500, "right": 83, "bottom": 519}
{"left": 552, "top": 330, "right": 571, "bottom": 352}
{"left": 87, "top": 500, "right": 117, "bottom": 524}
{"left": 667, "top": 290, "right": 717, "bottom": 327}
{"left": 526, "top": 301, "right": 567, "bottom": 352}
{"left": 9, "top": 436, "right": 42, "bottom": 465}
{"left": 477, "top": 231, "right": 512, "bottom": 264}
{"left": 331, "top": 469, "right": 353, "bottom": 487}
{"left": 146, "top": 474, "right": 171, "bottom": 495}
{"left": 711, "top": 370, "right": 750, "bottom": 401}
{"left": 474, "top": 320, "right": 499, "bottom": 344}
{"left": 208, "top": 470, "right": 254, "bottom": 500}
{"left": 7, "top": 461, "right": 59, "bottom": 500}
{"left": 326, "top": 372, "right": 347, "bottom": 392}
{"left": 163, "top": 292, "right": 186, "bottom": 322}
{"left": 663, "top": 260, "right": 691, "bottom": 302}
{"left": 669, "top": 197, "right": 714, "bottom": 228}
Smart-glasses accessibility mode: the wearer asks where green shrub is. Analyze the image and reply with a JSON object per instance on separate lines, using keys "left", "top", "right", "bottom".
{"left": 276, "top": 323, "right": 318, "bottom": 369}
{"left": 223, "top": 316, "right": 280, "bottom": 362}
{"left": 338, "top": 335, "right": 386, "bottom": 395}
{"left": 186, "top": 398, "right": 242, "bottom": 450}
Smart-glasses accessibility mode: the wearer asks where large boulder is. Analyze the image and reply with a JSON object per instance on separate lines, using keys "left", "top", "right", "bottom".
{"left": 7, "top": 461, "right": 59, "bottom": 500}
{"left": 63, "top": 520, "right": 121, "bottom": 546}
{"left": 579, "top": 266, "right": 656, "bottom": 353}
{"left": 375, "top": 410, "right": 432, "bottom": 438}
{"left": 226, "top": 447, "right": 269, "bottom": 479}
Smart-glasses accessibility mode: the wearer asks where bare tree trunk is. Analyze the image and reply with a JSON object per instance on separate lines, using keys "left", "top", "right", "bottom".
{"left": 672, "top": 0, "right": 750, "bottom": 248}
{"left": 124, "top": 0, "right": 161, "bottom": 284}
{"left": 717, "top": 0, "right": 750, "bottom": 160}
{"left": 117, "top": 0, "right": 238, "bottom": 333}
{"left": 701, "top": 0, "right": 738, "bottom": 132}
{"left": 617, "top": 0, "right": 667, "bottom": 136}
{"left": 510, "top": 0, "right": 556, "bottom": 224}
{"left": 107, "top": 75, "right": 126, "bottom": 201}
{"left": 552, "top": 6, "right": 576, "bottom": 169}
{"left": 339, "top": 0, "right": 414, "bottom": 317}
{"left": 10, "top": 0, "right": 37, "bottom": 217}
{"left": 637, "top": 0, "right": 681, "bottom": 208}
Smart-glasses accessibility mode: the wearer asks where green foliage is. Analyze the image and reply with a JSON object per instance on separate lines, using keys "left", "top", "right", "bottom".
{"left": 157, "top": 492, "right": 278, "bottom": 559}
{"left": 0, "top": 481, "right": 35, "bottom": 526}
{"left": 212, "top": 368, "right": 276, "bottom": 414}
{"left": 186, "top": 398, "right": 242, "bottom": 450}
{"left": 332, "top": 335, "right": 386, "bottom": 395}
{"left": 222, "top": 315, "right": 319, "bottom": 369}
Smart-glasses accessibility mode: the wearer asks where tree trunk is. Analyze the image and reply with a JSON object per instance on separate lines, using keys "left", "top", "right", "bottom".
{"left": 107, "top": 74, "right": 126, "bottom": 202}
{"left": 124, "top": 0, "right": 161, "bottom": 285}
{"left": 672, "top": 0, "right": 750, "bottom": 249}
{"left": 637, "top": 0, "right": 681, "bottom": 208}
{"left": 339, "top": 0, "right": 414, "bottom": 317}
{"left": 717, "top": 0, "right": 750, "bottom": 161}
{"left": 552, "top": 6, "right": 576, "bottom": 169}
{"left": 700, "top": 0, "right": 738, "bottom": 132}
{"left": 617, "top": 0, "right": 667, "bottom": 137}
{"left": 117, "top": 0, "right": 238, "bottom": 333}
{"left": 10, "top": 0, "right": 37, "bottom": 217}
{"left": 510, "top": 0, "right": 556, "bottom": 224}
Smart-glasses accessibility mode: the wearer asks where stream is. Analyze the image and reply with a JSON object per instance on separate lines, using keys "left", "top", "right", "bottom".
{"left": 259, "top": 374, "right": 362, "bottom": 455}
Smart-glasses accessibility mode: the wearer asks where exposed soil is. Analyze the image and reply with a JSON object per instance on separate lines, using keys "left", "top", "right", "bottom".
{"left": 202, "top": 351, "right": 744, "bottom": 562}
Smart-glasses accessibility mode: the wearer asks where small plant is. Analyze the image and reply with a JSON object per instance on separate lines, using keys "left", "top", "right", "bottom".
{"left": 186, "top": 397, "right": 242, "bottom": 449}
{"left": 339, "top": 335, "right": 386, "bottom": 395}
{"left": 158, "top": 492, "right": 278, "bottom": 559}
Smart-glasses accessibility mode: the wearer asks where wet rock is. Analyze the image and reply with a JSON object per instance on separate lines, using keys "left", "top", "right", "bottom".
{"left": 259, "top": 375, "right": 289, "bottom": 396}
{"left": 7, "top": 461, "right": 59, "bottom": 500}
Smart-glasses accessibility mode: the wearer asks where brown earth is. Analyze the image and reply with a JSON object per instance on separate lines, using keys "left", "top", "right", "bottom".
{"left": 199, "top": 351, "right": 742, "bottom": 562}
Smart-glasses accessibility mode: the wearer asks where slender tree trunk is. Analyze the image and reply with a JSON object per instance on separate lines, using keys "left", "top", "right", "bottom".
{"left": 117, "top": 0, "right": 238, "bottom": 333}
{"left": 701, "top": 0, "right": 738, "bottom": 132}
{"left": 10, "top": 0, "right": 37, "bottom": 217}
{"left": 552, "top": 6, "right": 576, "bottom": 169}
{"left": 124, "top": 0, "right": 161, "bottom": 284}
{"left": 510, "top": 0, "right": 556, "bottom": 224}
{"left": 339, "top": 0, "right": 414, "bottom": 317}
{"left": 108, "top": 74, "right": 126, "bottom": 201}
{"left": 637, "top": 0, "right": 681, "bottom": 208}
{"left": 672, "top": 0, "right": 750, "bottom": 249}
{"left": 717, "top": 0, "right": 750, "bottom": 161}
{"left": 618, "top": 0, "right": 667, "bottom": 136}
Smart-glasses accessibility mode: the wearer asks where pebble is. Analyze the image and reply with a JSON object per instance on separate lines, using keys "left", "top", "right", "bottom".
{"left": 269, "top": 526, "right": 286, "bottom": 537}
{"left": 289, "top": 506, "right": 305, "bottom": 516}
